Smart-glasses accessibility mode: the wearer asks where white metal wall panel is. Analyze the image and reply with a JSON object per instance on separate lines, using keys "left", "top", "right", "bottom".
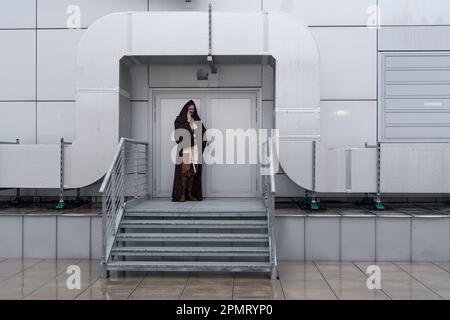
{"left": 379, "top": 52, "right": 450, "bottom": 142}
{"left": 278, "top": 140, "right": 313, "bottom": 191}
{"left": 37, "top": 102, "right": 75, "bottom": 144}
{"left": 379, "top": 0, "right": 450, "bottom": 25}
{"left": 57, "top": 216, "right": 90, "bottom": 259}
{"left": 0, "top": 30, "right": 35, "bottom": 100}
{"left": 131, "top": 12, "right": 209, "bottom": 56}
{"left": 23, "top": 216, "right": 56, "bottom": 259}
{"left": 131, "top": 101, "right": 148, "bottom": 141}
{"left": 274, "top": 174, "right": 304, "bottom": 197}
{"left": 264, "top": 0, "right": 377, "bottom": 26}
{"left": 37, "top": 29, "right": 85, "bottom": 100}
{"left": 311, "top": 27, "right": 377, "bottom": 100}
{"left": 212, "top": 12, "right": 264, "bottom": 54}
{"left": 348, "top": 148, "right": 377, "bottom": 193}
{"left": 37, "top": 0, "right": 148, "bottom": 28}
{"left": 315, "top": 146, "right": 377, "bottom": 193}
{"left": 1, "top": 11, "right": 321, "bottom": 190}
{"left": 379, "top": 26, "right": 450, "bottom": 51}
{"left": 0, "top": 217, "right": 22, "bottom": 258}
{"left": 0, "top": 102, "right": 36, "bottom": 144}
{"left": 148, "top": 65, "right": 262, "bottom": 88}
{"left": 130, "top": 64, "right": 148, "bottom": 101}
{"left": 149, "top": 0, "right": 261, "bottom": 12}
{"left": 320, "top": 101, "right": 377, "bottom": 148}
{"left": 315, "top": 146, "right": 346, "bottom": 192}
{"left": 0, "top": 145, "right": 60, "bottom": 188}
{"left": 0, "top": 0, "right": 36, "bottom": 28}
{"left": 381, "top": 143, "right": 450, "bottom": 193}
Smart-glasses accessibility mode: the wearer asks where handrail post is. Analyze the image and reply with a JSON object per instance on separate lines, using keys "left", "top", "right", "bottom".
{"left": 120, "top": 142, "right": 125, "bottom": 207}
{"left": 146, "top": 144, "right": 150, "bottom": 198}
{"left": 101, "top": 193, "right": 108, "bottom": 278}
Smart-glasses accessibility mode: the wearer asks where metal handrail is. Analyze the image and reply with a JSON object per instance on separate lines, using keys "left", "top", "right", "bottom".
{"left": 100, "top": 137, "right": 149, "bottom": 277}
{"left": 262, "top": 140, "right": 277, "bottom": 278}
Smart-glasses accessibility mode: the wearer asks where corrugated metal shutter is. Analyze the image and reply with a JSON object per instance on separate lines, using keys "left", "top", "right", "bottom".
{"left": 379, "top": 52, "right": 450, "bottom": 142}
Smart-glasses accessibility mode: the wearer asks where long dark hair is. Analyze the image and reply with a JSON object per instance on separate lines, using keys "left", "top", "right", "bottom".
{"left": 175, "top": 100, "right": 201, "bottom": 124}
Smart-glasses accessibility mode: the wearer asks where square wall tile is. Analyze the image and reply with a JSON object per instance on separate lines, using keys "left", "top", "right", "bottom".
{"left": 57, "top": 216, "right": 90, "bottom": 259}
{"left": 37, "top": 102, "right": 75, "bottom": 144}
{"left": 0, "top": 102, "right": 36, "bottom": 144}
{"left": 412, "top": 218, "right": 450, "bottom": 262}
{"left": 305, "top": 216, "right": 340, "bottom": 261}
{"left": 37, "top": 29, "right": 85, "bottom": 100}
{"left": 0, "top": 216, "right": 22, "bottom": 258}
{"left": 0, "top": 30, "right": 35, "bottom": 100}
{"left": 376, "top": 217, "right": 411, "bottom": 261}
{"left": 0, "top": 0, "right": 36, "bottom": 28}
{"left": 320, "top": 101, "right": 377, "bottom": 149}
{"left": 275, "top": 216, "right": 304, "bottom": 260}
{"left": 310, "top": 27, "right": 377, "bottom": 100}
{"left": 23, "top": 216, "right": 56, "bottom": 259}
{"left": 341, "top": 217, "right": 375, "bottom": 261}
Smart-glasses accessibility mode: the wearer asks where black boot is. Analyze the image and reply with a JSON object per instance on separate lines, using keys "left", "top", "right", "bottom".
{"left": 179, "top": 175, "right": 187, "bottom": 202}
{"left": 186, "top": 176, "right": 197, "bottom": 201}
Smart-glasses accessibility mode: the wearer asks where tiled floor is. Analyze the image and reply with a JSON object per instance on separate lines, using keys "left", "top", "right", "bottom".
{"left": 1, "top": 259, "right": 450, "bottom": 300}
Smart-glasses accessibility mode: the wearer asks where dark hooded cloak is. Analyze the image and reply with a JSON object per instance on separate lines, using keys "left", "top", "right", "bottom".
{"left": 171, "top": 100, "right": 207, "bottom": 201}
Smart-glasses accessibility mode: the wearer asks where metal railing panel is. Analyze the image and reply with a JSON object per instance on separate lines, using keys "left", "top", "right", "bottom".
{"left": 99, "top": 138, "right": 149, "bottom": 277}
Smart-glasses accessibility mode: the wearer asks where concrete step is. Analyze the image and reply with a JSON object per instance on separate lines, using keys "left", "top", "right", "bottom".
{"left": 111, "top": 246, "right": 270, "bottom": 257}
{"left": 115, "top": 232, "right": 269, "bottom": 242}
{"left": 107, "top": 261, "right": 272, "bottom": 272}
{"left": 119, "top": 219, "right": 268, "bottom": 229}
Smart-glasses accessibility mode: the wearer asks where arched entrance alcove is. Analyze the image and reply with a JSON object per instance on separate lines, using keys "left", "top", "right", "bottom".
{"left": 0, "top": 11, "right": 321, "bottom": 191}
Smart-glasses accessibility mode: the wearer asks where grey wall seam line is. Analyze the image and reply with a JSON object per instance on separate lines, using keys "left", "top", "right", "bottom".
{"left": 374, "top": 216, "right": 378, "bottom": 262}
{"left": 55, "top": 216, "right": 58, "bottom": 260}
{"left": 35, "top": 3, "right": 37, "bottom": 145}
{"left": 304, "top": 217, "right": 307, "bottom": 261}
{"left": 410, "top": 217, "right": 413, "bottom": 263}
{"left": 21, "top": 215, "right": 24, "bottom": 260}
{"left": 89, "top": 216, "right": 92, "bottom": 260}
{"left": 303, "top": 216, "right": 306, "bottom": 261}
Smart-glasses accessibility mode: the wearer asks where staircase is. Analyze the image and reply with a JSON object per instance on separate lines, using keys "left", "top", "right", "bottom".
{"left": 100, "top": 138, "right": 277, "bottom": 278}
{"left": 106, "top": 199, "right": 273, "bottom": 275}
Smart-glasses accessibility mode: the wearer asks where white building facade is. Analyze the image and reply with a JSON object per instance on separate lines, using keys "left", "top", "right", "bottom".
{"left": 1, "top": 1, "right": 450, "bottom": 266}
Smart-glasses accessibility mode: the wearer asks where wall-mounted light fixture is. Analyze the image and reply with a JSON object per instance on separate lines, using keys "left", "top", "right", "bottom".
{"left": 197, "top": 67, "right": 209, "bottom": 80}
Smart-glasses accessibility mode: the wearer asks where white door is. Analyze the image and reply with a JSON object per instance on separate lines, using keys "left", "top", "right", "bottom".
{"left": 205, "top": 93, "right": 258, "bottom": 197}
{"left": 152, "top": 90, "right": 258, "bottom": 198}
